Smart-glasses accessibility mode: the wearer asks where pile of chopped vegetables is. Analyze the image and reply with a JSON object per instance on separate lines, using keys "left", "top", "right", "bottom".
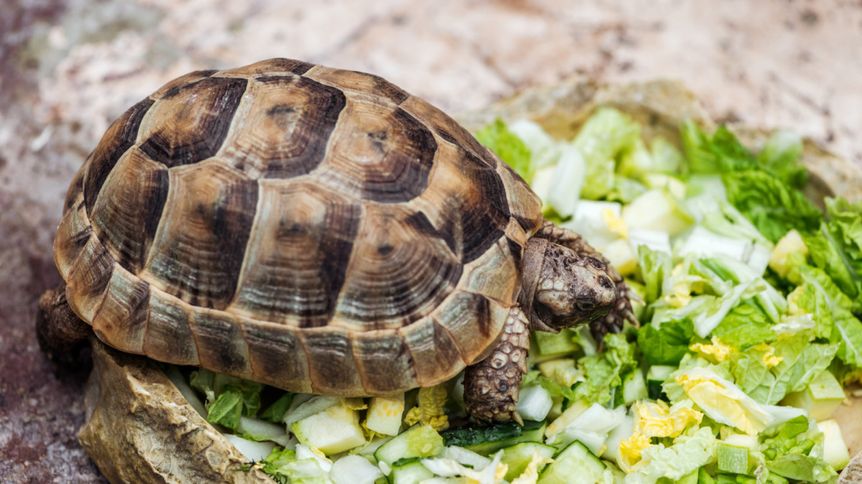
{"left": 171, "top": 107, "right": 862, "bottom": 483}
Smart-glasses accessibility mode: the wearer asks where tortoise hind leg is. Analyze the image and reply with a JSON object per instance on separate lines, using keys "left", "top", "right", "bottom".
{"left": 463, "top": 306, "right": 529, "bottom": 424}
{"left": 36, "top": 285, "right": 92, "bottom": 367}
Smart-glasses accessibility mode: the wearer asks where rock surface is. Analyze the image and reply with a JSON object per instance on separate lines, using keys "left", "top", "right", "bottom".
{"left": 78, "top": 340, "right": 272, "bottom": 483}
{"left": 2, "top": 0, "right": 861, "bottom": 481}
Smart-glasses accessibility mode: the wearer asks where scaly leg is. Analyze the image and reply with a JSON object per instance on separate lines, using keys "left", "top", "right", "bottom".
{"left": 463, "top": 306, "right": 529, "bottom": 424}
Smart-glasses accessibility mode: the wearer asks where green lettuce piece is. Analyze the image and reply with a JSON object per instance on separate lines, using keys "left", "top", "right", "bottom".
{"left": 475, "top": 118, "right": 533, "bottom": 181}
{"left": 606, "top": 175, "right": 648, "bottom": 204}
{"left": 722, "top": 170, "right": 822, "bottom": 243}
{"left": 573, "top": 333, "right": 637, "bottom": 405}
{"left": 206, "top": 389, "right": 244, "bottom": 430}
{"left": 680, "top": 122, "right": 758, "bottom": 174}
{"left": 260, "top": 393, "right": 294, "bottom": 423}
{"left": 731, "top": 346, "right": 777, "bottom": 404}
{"left": 763, "top": 334, "right": 838, "bottom": 405}
{"left": 261, "top": 448, "right": 330, "bottom": 484}
{"left": 712, "top": 302, "right": 775, "bottom": 349}
{"left": 756, "top": 130, "right": 807, "bottom": 188}
{"left": 806, "top": 197, "right": 862, "bottom": 301}
{"left": 638, "top": 319, "right": 694, "bottom": 365}
{"left": 190, "top": 370, "right": 264, "bottom": 427}
{"left": 760, "top": 416, "right": 836, "bottom": 483}
{"left": 637, "top": 245, "right": 672, "bottom": 305}
{"left": 572, "top": 107, "right": 640, "bottom": 200}
{"left": 789, "top": 264, "right": 862, "bottom": 367}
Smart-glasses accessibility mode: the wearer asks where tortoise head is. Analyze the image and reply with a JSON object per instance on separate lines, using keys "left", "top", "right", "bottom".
{"left": 525, "top": 238, "right": 620, "bottom": 332}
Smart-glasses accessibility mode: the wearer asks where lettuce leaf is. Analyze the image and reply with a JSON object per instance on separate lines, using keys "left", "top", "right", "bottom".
{"left": 764, "top": 334, "right": 838, "bottom": 405}
{"left": 476, "top": 118, "right": 533, "bottom": 182}
{"left": 712, "top": 302, "right": 775, "bottom": 349}
{"left": 637, "top": 319, "right": 694, "bottom": 366}
{"left": 760, "top": 416, "right": 836, "bottom": 483}
{"left": 680, "top": 122, "right": 758, "bottom": 174}
{"left": 573, "top": 333, "right": 637, "bottom": 405}
{"left": 755, "top": 130, "right": 807, "bottom": 188}
{"left": 637, "top": 245, "right": 672, "bottom": 305}
{"left": 722, "top": 170, "right": 822, "bottom": 243}
{"left": 806, "top": 197, "right": 862, "bottom": 302}
{"left": 572, "top": 108, "right": 641, "bottom": 200}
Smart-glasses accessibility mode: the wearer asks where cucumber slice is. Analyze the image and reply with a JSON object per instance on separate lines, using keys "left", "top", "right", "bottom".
{"left": 441, "top": 420, "right": 546, "bottom": 455}
{"left": 389, "top": 458, "right": 434, "bottom": 484}
{"left": 538, "top": 441, "right": 606, "bottom": 484}
{"left": 622, "top": 370, "right": 647, "bottom": 404}
{"left": 291, "top": 404, "right": 366, "bottom": 455}
{"left": 716, "top": 443, "right": 749, "bottom": 475}
{"left": 501, "top": 442, "right": 555, "bottom": 481}
{"left": 374, "top": 424, "right": 444, "bottom": 466}
{"left": 533, "top": 329, "right": 579, "bottom": 357}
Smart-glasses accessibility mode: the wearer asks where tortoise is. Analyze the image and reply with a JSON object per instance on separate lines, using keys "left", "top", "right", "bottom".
{"left": 36, "top": 58, "right": 633, "bottom": 422}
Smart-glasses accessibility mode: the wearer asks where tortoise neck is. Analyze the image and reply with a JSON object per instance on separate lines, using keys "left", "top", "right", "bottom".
{"left": 520, "top": 237, "right": 554, "bottom": 332}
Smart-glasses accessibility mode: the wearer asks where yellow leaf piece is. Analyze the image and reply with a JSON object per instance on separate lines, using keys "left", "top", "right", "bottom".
{"left": 675, "top": 368, "right": 773, "bottom": 435}
{"left": 403, "top": 385, "right": 449, "bottom": 431}
{"left": 619, "top": 432, "right": 651, "bottom": 472}
{"left": 633, "top": 400, "right": 703, "bottom": 439}
{"left": 753, "top": 343, "right": 783, "bottom": 368}
{"left": 689, "top": 337, "right": 734, "bottom": 363}
{"left": 602, "top": 207, "right": 629, "bottom": 239}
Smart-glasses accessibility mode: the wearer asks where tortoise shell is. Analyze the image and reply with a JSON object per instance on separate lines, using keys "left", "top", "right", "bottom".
{"left": 54, "top": 58, "right": 543, "bottom": 395}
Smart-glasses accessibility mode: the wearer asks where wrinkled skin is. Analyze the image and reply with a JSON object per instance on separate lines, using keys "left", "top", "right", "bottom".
{"left": 463, "top": 222, "right": 633, "bottom": 423}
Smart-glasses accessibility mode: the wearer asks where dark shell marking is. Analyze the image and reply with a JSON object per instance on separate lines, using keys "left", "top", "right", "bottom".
{"left": 56, "top": 58, "right": 544, "bottom": 395}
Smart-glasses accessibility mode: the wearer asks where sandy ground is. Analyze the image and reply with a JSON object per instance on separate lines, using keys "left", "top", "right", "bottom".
{"left": 1, "top": 0, "right": 861, "bottom": 481}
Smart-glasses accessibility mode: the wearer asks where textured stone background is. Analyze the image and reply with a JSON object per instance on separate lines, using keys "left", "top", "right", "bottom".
{"left": 1, "top": 0, "right": 861, "bottom": 481}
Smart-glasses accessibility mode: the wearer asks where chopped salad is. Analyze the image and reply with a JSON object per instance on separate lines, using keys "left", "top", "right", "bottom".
{"left": 170, "top": 107, "right": 862, "bottom": 483}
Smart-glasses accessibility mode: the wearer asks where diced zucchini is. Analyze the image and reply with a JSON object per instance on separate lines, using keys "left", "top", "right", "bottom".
{"left": 291, "top": 404, "right": 366, "bottom": 455}
{"left": 622, "top": 370, "right": 648, "bottom": 405}
{"left": 647, "top": 365, "right": 675, "bottom": 400}
{"left": 441, "top": 420, "right": 546, "bottom": 455}
{"left": 501, "top": 442, "right": 556, "bottom": 481}
{"left": 330, "top": 455, "right": 383, "bottom": 484}
{"left": 721, "top": 433, "right": 758, "bottom": 451}
{"left": 622, "top": 189, "right": 692, "bottom": 236}
{"left": 716, "top": 443, "right": 749, "bottom": 475}
{"left": 538, "top": 441, "right": 606, "bottom": 484}
{"left": 675, "top": 468, "right": 700, "bottom": 484}
{"left": 516, "top": 385, "right": 553, "bottom": 422}
{"left": 374, "top": 424, "right": 444, "bottom": 466}
{"left": 818, "top": 419, "right": 850, "bottom": 470}
{"left": 781, "top": 370, "right": 845, "bottom": 421}
{"left": 389, "top": 458, "right": 434, "bottom": 484}
{"left": 533, "top": 329, "right": 579, "bottom": 357}
{"left": 365, "top": 395, "right": 405, "bottom": 436}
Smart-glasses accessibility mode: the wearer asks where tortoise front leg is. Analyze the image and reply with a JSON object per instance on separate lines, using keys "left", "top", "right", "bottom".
{"left": 463, "top": 306, "right": 529, "bottom": 424}
{"left": 36, "top": 284, "right": 91, "bottom": 367}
